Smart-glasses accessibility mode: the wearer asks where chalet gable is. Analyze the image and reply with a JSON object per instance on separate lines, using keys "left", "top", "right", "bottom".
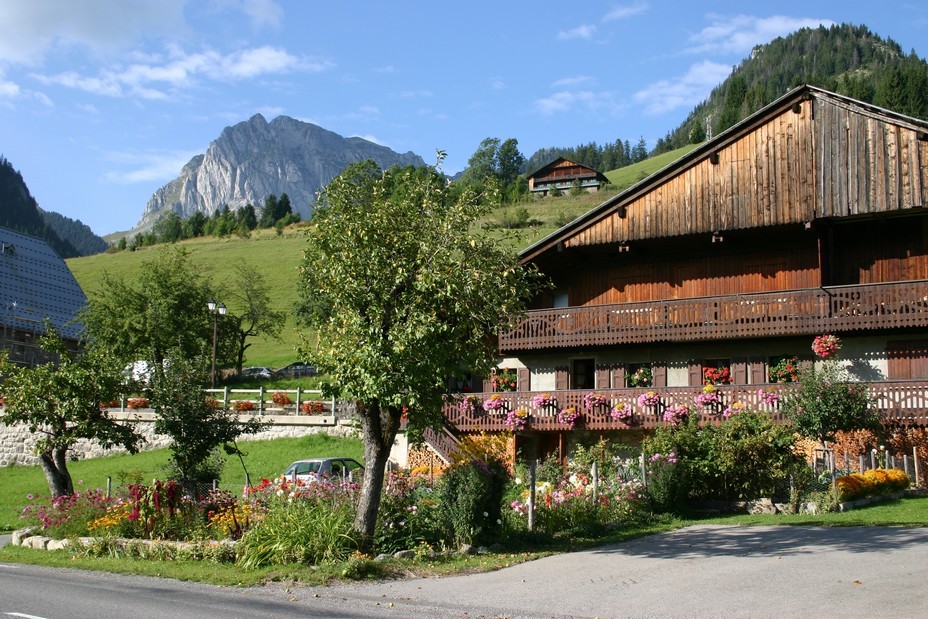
{"left": 522, "top": 85, "right": 928, "bottom": 263}
{"left": 527, "top": 157, "right": 609, "bottom": 196}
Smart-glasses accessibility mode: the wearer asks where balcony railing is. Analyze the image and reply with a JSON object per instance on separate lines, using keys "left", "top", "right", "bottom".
{"left": 442, "top": 381, "right": 928, "bottom": 432}
{"left": 501, "top": 281, "right": 928, "bottom": 351}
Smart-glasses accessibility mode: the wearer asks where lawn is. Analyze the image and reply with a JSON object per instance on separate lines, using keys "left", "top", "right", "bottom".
{"left": 0, "top": 433, "right": 364, "bottom": 532}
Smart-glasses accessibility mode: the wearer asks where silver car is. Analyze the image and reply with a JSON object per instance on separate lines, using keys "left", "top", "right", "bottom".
{"left": 283, "top": 457, "right": 364, "bottom": 483}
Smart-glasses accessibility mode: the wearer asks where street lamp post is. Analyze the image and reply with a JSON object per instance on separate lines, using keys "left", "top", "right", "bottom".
{"left": 207, "top": 299, "right": 227, "bottom": 388}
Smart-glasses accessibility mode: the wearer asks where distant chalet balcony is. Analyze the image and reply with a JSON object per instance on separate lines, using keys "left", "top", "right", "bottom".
{"left": 500, "top": 281, "right": 928, "bottom": 352}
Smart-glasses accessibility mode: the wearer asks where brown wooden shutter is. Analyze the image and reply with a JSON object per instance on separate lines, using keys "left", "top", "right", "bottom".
{"left": 688, "top": 362, "right": 703, "bottom": 386}
{"left": 595, "top": 366, "right": 610, "bottom": 389}
{"left": 482, "top": 377, "right": 493, "bottom": 392}
{"left": 555, "top": 367, "right": 569, "bottom": 390}
{"left": 749, "top": 358, "right": 767, "bottom": 385}
{"left": 517, "top": 367, "right": 531, "bottom": 392}
{"left": 652, "top": 364, "right": 667, "bottom": 387}
{"left": 731, "top": 358, "right": 747, "bottom": 385}
{"left": 611, "top": 366, "right": 626, "bottom": 389}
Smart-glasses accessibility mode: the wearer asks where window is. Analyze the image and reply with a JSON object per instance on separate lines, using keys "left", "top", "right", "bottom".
{"left": 701, "top": 359, "right": 731, "bottom": 385}
{"left": 553, "top": 292, "right": 569, "bottom": 308}
{"left": 626, "top": 363, "right": 652, "bottom": 388}
{"left": 571, "top": 358, "right": 595, "bottom": 390}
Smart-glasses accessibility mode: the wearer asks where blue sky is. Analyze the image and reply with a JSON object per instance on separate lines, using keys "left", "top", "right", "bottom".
{"left": 1, "top": 1, "right": 927, "bottom": 237}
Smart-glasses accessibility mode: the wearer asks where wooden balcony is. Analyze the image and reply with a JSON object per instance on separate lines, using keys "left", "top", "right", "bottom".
{"left": 501, "top": 281, "right": 928, "bottom": 351}
{"left": 442, "top": 381, "right": 928, "bottom": 433}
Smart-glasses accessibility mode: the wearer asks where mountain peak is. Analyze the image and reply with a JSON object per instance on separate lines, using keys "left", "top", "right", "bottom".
{"left": 137, "top": 117, "right": 426, "bottom": 231}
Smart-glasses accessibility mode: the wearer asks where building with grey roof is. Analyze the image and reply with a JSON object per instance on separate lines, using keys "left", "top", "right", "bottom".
{"left": 0, "top": 225, "right": 86, "bottom": 366}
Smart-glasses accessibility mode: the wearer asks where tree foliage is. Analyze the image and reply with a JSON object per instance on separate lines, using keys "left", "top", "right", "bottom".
{"left": 780, "top": 361, "right": 879, "bottom": 446}
{"left": 150, "top": 354, "right": 265, "bottom": 487}
{"left": 226, "top": 264, "right": 286, "bottom": 373}
{"left": 296, "top": 156, "right": 541, "bottom": 542}
{"left": 0, "top": 329, "right": 142, "bottom": 497}
{"left": 79, "top": 247, "right": 224, "bottom": 370}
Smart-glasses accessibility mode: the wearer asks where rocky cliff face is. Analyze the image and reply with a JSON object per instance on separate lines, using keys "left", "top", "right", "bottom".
{"left": 137, "top": 114, "right": 426, "bottom": 229}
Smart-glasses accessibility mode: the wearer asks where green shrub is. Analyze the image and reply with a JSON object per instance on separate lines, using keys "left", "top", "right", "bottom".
{"left": 642, "top": 410, "right": 803, "bottom": 511}
{"left": 436, "top": 457, "right": 508, "bottom": 546}
{"left": 374, "top": 471, "right": 444, "bottom": 553}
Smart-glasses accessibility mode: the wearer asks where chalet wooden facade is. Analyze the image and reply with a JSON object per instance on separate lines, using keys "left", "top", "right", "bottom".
{"left": 436, "top": 85, "right": 928, "bottom": 463}
{"left": 527, "top": 157, "right": 609, "bottom": 197}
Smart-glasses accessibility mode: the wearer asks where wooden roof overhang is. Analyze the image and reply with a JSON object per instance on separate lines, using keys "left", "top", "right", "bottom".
{"left": 520, "top": 85, "right": 928, "bottom": 266}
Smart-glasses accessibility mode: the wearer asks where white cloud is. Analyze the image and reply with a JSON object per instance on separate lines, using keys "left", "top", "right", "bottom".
{"left": 552, "top": 75, "right": 595, "bottom": 88}
{"left": 0, "top": 0, "right": 186, "bottom": 66}
{"left": 633, "top": 60, "right": 733, "bottom": 115}
{"left": 603, "top": 2, "right": 649, "bottom": 22}
{"left": 399, "top": 89, "right": 433, "bottom": 99}
{"left": 557, "top": 24, "right": 597, "bottom": 41}
{"left": 687, "top": 14, "right": 835, "bottom": 56}
{"left": 533, "top": 90, "right": 602, "bottom": 116}
{"left": 375, "top": 65, "right": 396, "bottom": 74}
{"left": 0, "top": 78, "right": 20, "bottom": 98}
{"left": 241, "top": 0, "right": 283, "bottom": 28}
{"left": 77, "top": 102, "right": 99, "bottom": 113}
{"left": 490, "top": 77, "right": 506, "bottom": 90}
{"left": 102, "top": 148, "right": 200, "bottom": 184}
{"left": 33, "top": 91, "right": 53, "bottom": 107}
{"left": 35, "top": 45, "right": 328, "bottom": 99}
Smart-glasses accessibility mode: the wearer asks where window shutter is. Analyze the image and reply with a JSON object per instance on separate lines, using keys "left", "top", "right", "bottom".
{"left": 688, "top": 362, "right": 702, "bottom": 386}
{"left": 595, "top": 366, "right": 610, "bottom": 389}
{"left": 555, "top": 367, "right": 569, "bottom": 390}
{"left": 517, "top": 367, "right": 531, "bottom": 391}
{"left": 732, "top": 358, "right": 747, "bottom": 384}
{"left": 749, "top": 358, "right": 767, "bottom": 384}
{"left": 482, "top": 377, "right": 493, "bottom": 392}
{"left": 611, "top": 366, "right": 626, "bottom": 389}
{"left": 652, "top": 364, "right": 667, "bottom": 387}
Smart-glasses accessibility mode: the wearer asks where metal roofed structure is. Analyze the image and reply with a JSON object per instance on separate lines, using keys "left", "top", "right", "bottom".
{"left": 0, "top": 226, "right": 86, "bottom": 365}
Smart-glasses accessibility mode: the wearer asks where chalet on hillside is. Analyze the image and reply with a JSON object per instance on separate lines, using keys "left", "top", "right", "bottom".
{"left": 0, "top": 226, "right": 86, "bottom": 366}
{"left": 433, "top": 85, "right": 928, "bottom": 464}
{"left": 527, "top": 158, "right": 609, "bottom": 197}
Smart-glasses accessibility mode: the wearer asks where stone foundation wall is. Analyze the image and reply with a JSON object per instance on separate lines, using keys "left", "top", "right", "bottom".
{"left": 0, "top": 412, "right": 361, "bottom": 468}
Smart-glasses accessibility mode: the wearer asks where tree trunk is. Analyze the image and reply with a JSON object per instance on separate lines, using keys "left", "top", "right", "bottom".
{"left": 39, "top": 447, "right": 73, "bottom": 497}
{"left": 353, "top": 399, "right": 401, "bottom": 548}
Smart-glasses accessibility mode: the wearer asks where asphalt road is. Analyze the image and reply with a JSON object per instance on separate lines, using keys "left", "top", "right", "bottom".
{"left": 2, "top": 525, "right": 927, "bottom": 618}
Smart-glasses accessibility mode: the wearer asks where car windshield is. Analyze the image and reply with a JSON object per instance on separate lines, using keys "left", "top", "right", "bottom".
{"left": 288, "top": 461, "right": 323, "bottom": 475}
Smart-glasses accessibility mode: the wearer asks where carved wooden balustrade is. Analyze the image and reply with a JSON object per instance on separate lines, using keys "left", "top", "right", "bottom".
{"left": 442, "top": 381, "right": 928, "bottom": 433}
{"left": 500, "top": 281, "right": 928, "bottom": 351}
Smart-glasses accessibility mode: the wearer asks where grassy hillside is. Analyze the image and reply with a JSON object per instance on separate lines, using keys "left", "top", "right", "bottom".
{"left": 66, "top": 149, "right": 697, "bottom": 368}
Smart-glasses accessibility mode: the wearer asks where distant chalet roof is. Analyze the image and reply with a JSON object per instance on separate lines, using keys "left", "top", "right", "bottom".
{"left": 527, "top": 157, "right": 609, "bottom": 183}
{"left": 0, "top": 226, "right": 86, "bottom": 341}
{"left": 520, "top": 84, "right": 928, "bottom": 263}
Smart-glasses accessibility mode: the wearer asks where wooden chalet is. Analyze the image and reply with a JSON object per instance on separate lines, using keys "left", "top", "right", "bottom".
{"left": 434, "top": 85, "right": 928, "bottom": 463}
{"left": 0, "top": 226, "right": 86, "bottom": 366}
{"left": 527, "top": 157, "right": 609, "bottom": 197}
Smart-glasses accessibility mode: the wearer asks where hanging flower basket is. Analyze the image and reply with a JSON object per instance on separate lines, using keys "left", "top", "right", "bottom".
{"left": 637, "top": 390, "right": 660, "bottom": 408}
{"left": 611, "top": 402, "right": 633, "bottom": 423}
{"left": 583, "top": 392, "right": 608, "bottom": 409}
{"left": 482, "top": 393, "right": 507, "bottom": 413}
{"left": 662, "top": 404, "right": 689, "bottom": 426}
{"left": 505, "top": 408, "right": 529, "bottom": 432}
{"left": 695, "top": 384, "right": 721, "bottom": 408}
{"left": 812, "top": 334, "right": 841, "bottom": 359}
{"left": 557, "top": 406, "right": 582, "bottom": 429}
{"left": 531, "top": 392, "right": 557, "bottom": 409}
{"left": 459, "top": 395, "right": 481, "bottom": 415}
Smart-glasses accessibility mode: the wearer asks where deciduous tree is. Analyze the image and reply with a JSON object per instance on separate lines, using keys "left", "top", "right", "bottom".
{"left": 296, "top": 156, "right": 541, "bottom": 544}
{"left": 0, "top": 329, "right": 142, "bottom": 497}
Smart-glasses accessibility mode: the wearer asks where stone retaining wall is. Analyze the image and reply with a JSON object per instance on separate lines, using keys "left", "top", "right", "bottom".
{"left": 0, "top": 412, "right": 360, "bottom": 467}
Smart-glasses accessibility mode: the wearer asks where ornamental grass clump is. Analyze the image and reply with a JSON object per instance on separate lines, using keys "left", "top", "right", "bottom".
{"left": 237, "top": 476, "right": 360, "bottom": 569}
